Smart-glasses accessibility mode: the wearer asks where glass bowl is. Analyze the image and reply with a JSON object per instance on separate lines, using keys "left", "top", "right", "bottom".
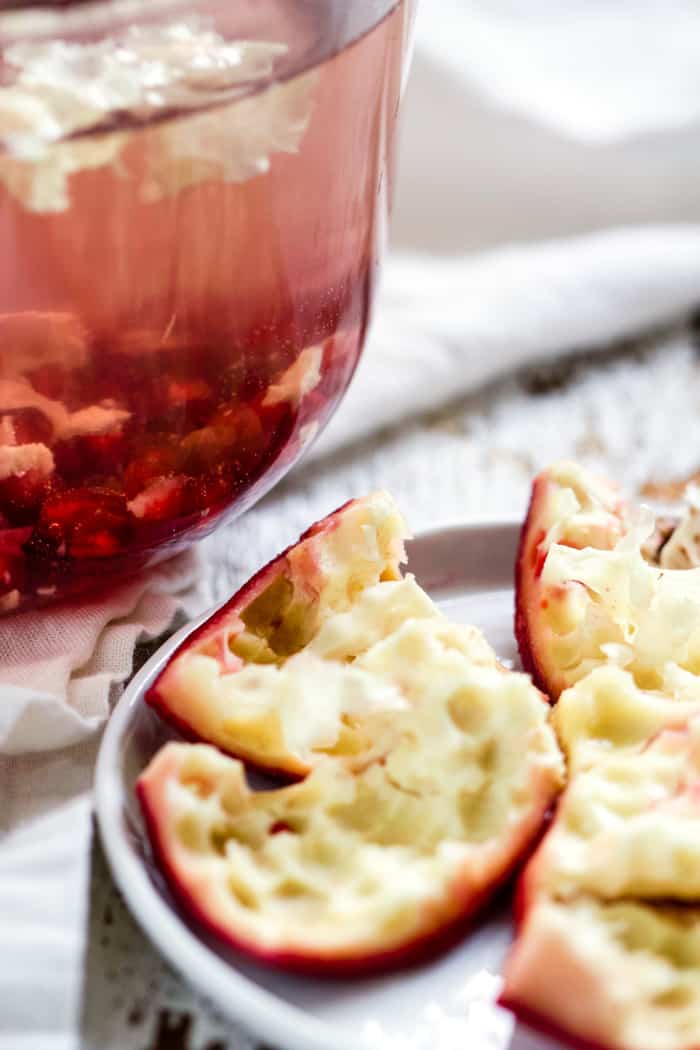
{"left": 0, "top": 0, "right": 416, "bottom": 614}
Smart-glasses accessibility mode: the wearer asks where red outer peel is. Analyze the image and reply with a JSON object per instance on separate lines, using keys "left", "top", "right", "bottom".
{"left": 515, "top": 474, "right": 550, "bottom": 694}
{"left": 144, "top": 496, "right": 358, "bottom": 776}
{"left": 137, "top": 772, "right": 549, "bottom": 979}
{"left": 498, "top": 994, "right": 617, "bottom": 1050}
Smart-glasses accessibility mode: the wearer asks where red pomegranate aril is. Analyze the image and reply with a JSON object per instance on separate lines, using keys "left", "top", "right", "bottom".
{"left": 36, "top": 488, "right": 131, "bottom": 558}
{"left": 220, "top": 355, "right": 252, "bottom": 399}
{"left": 71, "top": 529, "right": 122, "bottom": 558}
{"left": 0, "top": 331, "right": 356, "bottom": 612}
{"left": 0, "top": 470, "right": 51, "bottom": 526}
{"left": 123, "top": 442, "right": 182, "bottom": 499}
{"left": 269, "top": 821, "right": 293, "bottom": 836}
{"left": 54, "top": 431, "right": 128, "bottom": 481}
{"left": 128, "top": 475, "right": 198, "bottom": 523}
{"left": 255, "top": 402, "right": 295, "bottom": 460}
{"left": 194, "top": 471, "right": 232, "bottom": 512}
{"left": 213, "top": 404, "right": 264, "bottom": 446}
{"left": 0, "top": 303, "right": 364, "bottom": 614}
{"left": 0, "top": 526, "right": 32, "bottom": 553}
{"left": 160, "top": 378, "right": 215, "bottom": 429}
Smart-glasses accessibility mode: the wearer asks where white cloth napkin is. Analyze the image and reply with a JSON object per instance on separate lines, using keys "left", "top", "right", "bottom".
{"left": 0, "top": 551, "right": 201, "bottom": 754}
{"left": 394, "top": 2, "right": 700, "bottom": 254}
{"left": 0, "top": 554, "right": 203, "bottom": 1050}
{"left": 313, "top": 225, "right": 700, "bottom": 461}
{"left": 3, "top": 2, "right": 700, "bottom": 1047}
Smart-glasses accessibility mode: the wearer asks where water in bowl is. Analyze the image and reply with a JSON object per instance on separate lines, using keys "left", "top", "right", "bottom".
{"left": 0, "top": 0, "right": 415, "bottom": 612}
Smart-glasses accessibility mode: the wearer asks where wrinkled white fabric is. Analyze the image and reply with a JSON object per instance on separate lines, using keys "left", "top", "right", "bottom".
{"left": 314, "top": 225, "right": 700, "bottom": 461}
{"left": 0, "top": 551, "right": 201, "bottom": 754}
{"left": 0, "top": 553, "right": 203, "bottom": 1049}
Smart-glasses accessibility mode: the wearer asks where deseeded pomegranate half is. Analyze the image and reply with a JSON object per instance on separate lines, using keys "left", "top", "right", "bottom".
{"left": 138, "top": 490, "right": 563, "bottom": 973}
{"left": 147, "top": 491, "right": 499, "bottom": 776}
{"left": 516, "top": 460, "right": 700, "bottom": 702}
{"left": 503, "top": 669, "right": 700, "bottom": 1050}
{"left": 138, "top": 651, "right": 562, "bottom": 973}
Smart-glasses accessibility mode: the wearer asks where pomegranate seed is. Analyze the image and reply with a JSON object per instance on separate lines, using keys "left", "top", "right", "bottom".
{"left": 269, "top": 821, "right": 293, "bottom": 836}
{"left": 182, "top": 404, "right": 264, "bottom": 474}
{"left": 160, "top": 377, "right": 215, "bottom": 428}
{"left": 194, "top": 472, "right": 233, "bottom": 512}
{"left": 0, "top": 470, "right": 51, "bottom": 526}
{"left": 35, "top": 488, "right": 130, "bottom": 558}
{"left": 221, "top": 356, "right": 251, "bottom": 398}
{"left": 78, "top": 529, "right": 121, "bottom": 557}
{"left": 123, "top": 441, "right": 182, "bottom": 499}
{"left": 244, "top": 345, "right": 296, "bottom": 396}
{"left": 212, "top": 404, "right": 263, "bottom": 446}
{"left": 0, "top": 526, "right": 33, "bottom": 554}
{"left": 54, "top": 431, "right": 128, "bottom": 481}
{"left": 128, "top": 475, "right": 198, "bottom": 523}
{"left": 255, "top": 401, "right": 294, "bottom": 460}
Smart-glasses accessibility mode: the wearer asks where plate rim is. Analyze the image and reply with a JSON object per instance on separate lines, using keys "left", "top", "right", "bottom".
{"left": 94, "top": 517, "right": 522, "bottom": 1050}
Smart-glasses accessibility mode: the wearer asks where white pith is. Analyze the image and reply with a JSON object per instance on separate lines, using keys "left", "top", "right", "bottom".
{"left": 0, "top": 19, "right": 316, "bottom": 212}
{"left": 263, "top": 345, "right": 324, "bottom": 408}
{"left": 0, "top": 377, "right": 130, "bottom": 442}
{"left": 158, "top": 492, "right": 503, "bottom": 772}
{"left": 0, "top": 441, "right": 54, "bottom": 480}
{"left": 530, "top": 461, "right": 700, "bottom": 695}
{"left": 505, "top": 896, "right": 700, "bottom": 1050}
{"left": 140, "top": 652, "right": 562, "bottom": 957}
{"left": 553, "top": 665, "right": 700, "bottom": 772}
{"left": 127, "top": 475, "right": 189, "bottom": 519}
{"left": 506, "top": 673, "right": 700, "bottom": 1049}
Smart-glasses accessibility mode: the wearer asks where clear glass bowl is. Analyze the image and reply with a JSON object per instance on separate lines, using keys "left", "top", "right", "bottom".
{"left": 0, "top": 0, "right": 416, "bottom": 613}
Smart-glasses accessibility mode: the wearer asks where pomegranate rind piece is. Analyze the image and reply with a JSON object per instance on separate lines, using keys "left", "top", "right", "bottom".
{"left": 520, "top": 463, "right": 700, "bottom": 702}
{"left": 146, "top": 491, "right": 427, "bottom": 776}
{"left": 505, "top": 664, "right": 700, "bottom": 1050}
{"left": 516, "top": 461, "right": 629, "bottom": 700}
{"left": 522, "top": 674, "right": 700, "bottom": 904}
{"left": 138, "top": 654, "right": 562, "bottom": 974}
{"left": 501, "top": 895, "right": 700, "bottom": 1050}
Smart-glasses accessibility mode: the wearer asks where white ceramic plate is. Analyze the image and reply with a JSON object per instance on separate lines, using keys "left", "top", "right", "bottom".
{"left": 95, "top": 519, "right": 559, "bottom": 1050}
